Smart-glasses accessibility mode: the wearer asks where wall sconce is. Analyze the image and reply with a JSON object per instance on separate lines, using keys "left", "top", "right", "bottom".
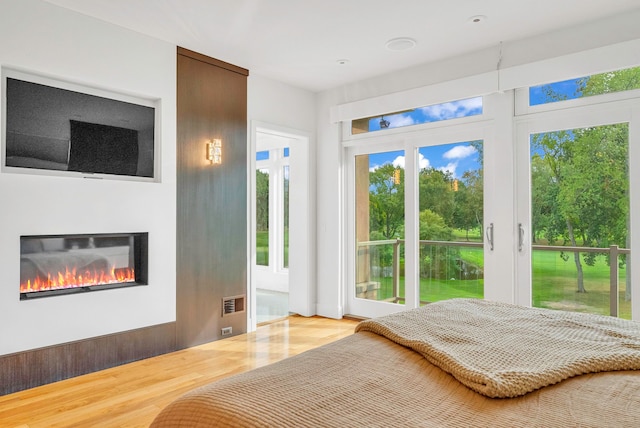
{"left": 206, "top": 139, "right": 222, "bottom": 164}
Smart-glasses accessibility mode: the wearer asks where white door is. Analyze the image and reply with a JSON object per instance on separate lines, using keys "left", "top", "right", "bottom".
{"left": 345, "top": 121, "right": 503, "bottom": 318}
{"left": 516, "top": 101, "right": 640, "bottom": 320}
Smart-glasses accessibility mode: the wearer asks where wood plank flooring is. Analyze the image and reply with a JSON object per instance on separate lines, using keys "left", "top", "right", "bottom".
{"left": 0, "top": 316, "right": 359, "bottom": 428}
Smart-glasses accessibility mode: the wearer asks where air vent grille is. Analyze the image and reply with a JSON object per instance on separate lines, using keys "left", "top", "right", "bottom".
{"left": 222, "top": 295, "right": 245, "bottom": 317}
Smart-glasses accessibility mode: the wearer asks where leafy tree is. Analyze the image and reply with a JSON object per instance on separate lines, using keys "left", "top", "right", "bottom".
{"left": 418, "top": 168, "right": 455, "bottom": 224}
{"left": 256, "top": 169, "right": 269, "bottom": 231}
{"left": 453, "top": 169, "right": 483, "bottom": 240}
{"left": 578, "top": 67, "right": 640, "bottom": 96}
{"left": 369, "top": 164, "right": 404, "bottom": 239}
{"left": 530, "top": 153, "right": 561, "bottom": 243}
{"left": 418, "top": 209, "right": 459, "bottom": 279}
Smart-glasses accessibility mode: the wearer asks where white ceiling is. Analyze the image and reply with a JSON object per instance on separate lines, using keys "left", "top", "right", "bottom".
{"left": 43, "top": 0, "right": 640, "bottom": 92}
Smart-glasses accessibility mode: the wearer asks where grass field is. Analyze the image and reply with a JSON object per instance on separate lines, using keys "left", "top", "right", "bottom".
{"left": 256, "top": 230, "right": 289, "bottom": 267}
{"left": 256, "top": 230, "right": 269, "bottom": 265}
{"left": 532, "top": 250, "right": 630, "bottom": 318}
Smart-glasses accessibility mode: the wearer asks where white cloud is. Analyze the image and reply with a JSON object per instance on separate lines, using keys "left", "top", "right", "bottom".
{"left": 443, "top": 145, "right": 477, "bottom": 160}
{"left": 390, "top": 153, "right": 429, "bottom": 169}
{"left": 392, "top": 155, "right": 405, "bottom": 168}
{"left": 388, "top": 113, "right": 416, "bottom": 128}
{"left": 438, "top": 162, "right": 458, "bottom": 177}
{"left": 418, "top": 153, "right": 430, "bottom": 169}
{"left": 419, "top": 96, "right": 482, "bottom": 121}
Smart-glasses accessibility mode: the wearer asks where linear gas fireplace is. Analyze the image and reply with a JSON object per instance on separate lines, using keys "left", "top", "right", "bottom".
{"left": 20, "top": 232, "right": 148, "bottom": 300}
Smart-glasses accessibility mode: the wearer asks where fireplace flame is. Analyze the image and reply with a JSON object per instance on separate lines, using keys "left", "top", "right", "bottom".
{"left": 20, "top": 266, "right": 135, "bottom": 293}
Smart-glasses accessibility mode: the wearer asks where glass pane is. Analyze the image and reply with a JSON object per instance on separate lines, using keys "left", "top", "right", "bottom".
{"left": 256, "top": 150, "right": 269, "bottom": 161}
{"left": 256, "top": 168, "right": 269, "bottom": 266}
{"left": 529, "top": 66, "right": 640, "bottom": 106}
{"left": 530, "top": 124, "right": 630, "bottom": 318}
{"left": 352, "top": 97, "right": 482, "bottom": 134}
{"left": 355, "top": 150, "right": 405, "bottom": 304}
{"left": 283, "top": 147, "right": 290, "bottom": 157}
{"left": 418, "top": 141, "right": 484, "bottom": 304}
{"left": 283, "top": 165, "right": 289, "bottom": 269}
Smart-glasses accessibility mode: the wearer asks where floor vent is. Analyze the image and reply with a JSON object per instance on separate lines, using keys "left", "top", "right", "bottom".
{"left": 222, "top": 295, "right": 246, "bottom": 317}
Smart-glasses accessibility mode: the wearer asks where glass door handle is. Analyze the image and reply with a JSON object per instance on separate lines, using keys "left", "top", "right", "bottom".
{"left": 486, "top": 223, "right": 494, "bottom": 251}
{"left": 518, "top": 223, "right": 525, "bottom": 252}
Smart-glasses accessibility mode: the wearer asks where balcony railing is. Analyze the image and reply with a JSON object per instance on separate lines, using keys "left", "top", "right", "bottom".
{"left": 357, "top": 239, "right": 629, "bottom": 317}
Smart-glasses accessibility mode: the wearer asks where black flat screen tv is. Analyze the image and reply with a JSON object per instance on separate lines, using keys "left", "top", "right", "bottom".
{"left": 2, "top": 70, "right": 157, "bottom": 180}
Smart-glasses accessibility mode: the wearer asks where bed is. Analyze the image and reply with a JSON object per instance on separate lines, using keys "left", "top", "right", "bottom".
{"left": 150, "top": 298, "right": 640, "bottom": 427}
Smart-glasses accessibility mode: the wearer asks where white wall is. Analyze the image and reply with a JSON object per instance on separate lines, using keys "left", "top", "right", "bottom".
{"left": 315, "top": 10, "right": 640, "bottom": 318}
{"left": 0, "top": 0, "right": 176, "bottom": 354}
{"left": 247, "top": 75, "right": 317, "bottom": 320}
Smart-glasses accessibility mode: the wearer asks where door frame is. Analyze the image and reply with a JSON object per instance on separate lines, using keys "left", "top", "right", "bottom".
{"left": 343, "top": 118, "right": 501, "bottom": 318}
{"left": 249, "top": 121, "right": 313, "bottom": 331}
{"left": 514, "top": 99, "right": 640, "bottom": 320}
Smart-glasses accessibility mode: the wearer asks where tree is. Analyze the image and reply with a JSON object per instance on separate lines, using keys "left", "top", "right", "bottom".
{"left": 418, "top": 168, "right": 455, "bottom": 225}
{"left": 531, "top": 130, "right": 589, "bottom": 292}
{"left": 580, "top": 67, "right": 636, "bottom": 301}
{"left": 256, "top": 169, "right": 269, "bottom": 231}
{"left": 369, "top": 164, "right": 404, "bottom": 239}
{"left": 530, "top": 153, "right": 560, "bottom": 243}
{"left": 453, "top": 169, "right": 483, "bottom": 241}
{"left": 417, "top": 209, "right": 459, "bottom": 279}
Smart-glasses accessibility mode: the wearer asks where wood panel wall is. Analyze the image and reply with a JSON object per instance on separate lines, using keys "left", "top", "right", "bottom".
{"left": 176, "top": 47, "right": 248, "bottom": 349}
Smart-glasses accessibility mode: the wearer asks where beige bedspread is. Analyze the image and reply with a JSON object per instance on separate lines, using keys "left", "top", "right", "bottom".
{"left": 356, "top": 298, "right": 640, "bottom": 398}
{"left": 151, "top": 301, "right": 640, "bottom": 427}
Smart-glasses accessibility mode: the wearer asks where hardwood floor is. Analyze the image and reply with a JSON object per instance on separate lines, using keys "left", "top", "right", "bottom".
{"left": 0, "top": 316, "right": 359, "bottom": 428}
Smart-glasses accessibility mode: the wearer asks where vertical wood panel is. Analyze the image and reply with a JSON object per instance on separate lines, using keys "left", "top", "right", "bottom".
{"left": 176, "top": 48, "right": 248, "bottom": 349}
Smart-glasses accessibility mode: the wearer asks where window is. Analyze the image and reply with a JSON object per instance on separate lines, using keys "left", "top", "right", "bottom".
{"left": 255, "top": 147, "right": 289, "bottom": 271}
{"left": 351, "top": 97, "right": 483, "bottom": 135}
{"left": 529, "top": 66, "right": 640, "bottom": 106}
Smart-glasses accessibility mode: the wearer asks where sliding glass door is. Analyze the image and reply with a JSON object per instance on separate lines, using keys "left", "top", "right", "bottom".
{"left": 516, "top": 105, "right": 638, "bottom": 319}
{"left": 346, "top": 124, "right": 492, "bottom": 318}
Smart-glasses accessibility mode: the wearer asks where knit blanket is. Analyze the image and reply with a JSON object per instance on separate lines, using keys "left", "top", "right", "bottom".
{"left": 355, "top": 298, "right": 640, "bottom": 398}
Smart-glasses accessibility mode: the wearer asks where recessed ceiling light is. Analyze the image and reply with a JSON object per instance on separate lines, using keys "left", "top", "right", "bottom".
{"left": 385, "top": 37, "right": 417, "bottom": 52}
{"left": 336, "top": 59, "right": 349, "bottom": 65}
{"left": 468, "top": 15, "right": 487, "bottom": 24}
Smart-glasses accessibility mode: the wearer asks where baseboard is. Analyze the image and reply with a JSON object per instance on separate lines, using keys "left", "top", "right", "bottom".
{"left": 0, "top": 322, "right": 176, "bottom": 396}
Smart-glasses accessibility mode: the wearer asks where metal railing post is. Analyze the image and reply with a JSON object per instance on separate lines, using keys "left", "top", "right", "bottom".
{"left": 610, "top": 245, "right": 619, "bottom": 317}
{"left": 393, "top": 239, "right": 400, "bottom": 303}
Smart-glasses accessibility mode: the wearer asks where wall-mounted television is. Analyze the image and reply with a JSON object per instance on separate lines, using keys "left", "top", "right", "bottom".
{"left": 1, "top": 68, "right": 159, "bottom": 181}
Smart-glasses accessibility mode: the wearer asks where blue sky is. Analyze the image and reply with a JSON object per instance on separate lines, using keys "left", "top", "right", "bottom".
{"left": 529, "top": 78, "right": 582, "bottom": 105}
{"left": 368, "top": 96, "right": 483, "bottom": 132}
{"left": 368, "top": 142, "right": 481, "bottom": 180}
{"left": 366, "top": 96, "right": 484, "bottom": 178}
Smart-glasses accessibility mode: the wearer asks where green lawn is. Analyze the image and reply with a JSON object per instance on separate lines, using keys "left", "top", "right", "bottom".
{"left": 256, "top": 230, "right": 269, "bottom": 265}
{"left": 256, "top": 229, "right": 289, "bottom": 267}
{"left": 532, "top": 250, "right": 629, "bottom": 318}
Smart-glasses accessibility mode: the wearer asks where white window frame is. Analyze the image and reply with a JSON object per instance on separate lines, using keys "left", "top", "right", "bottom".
{"left": 515, "top": 80, "right": 640, "bottom": 321}
{"left": 256, "top": 147, "right": 290, "bottom": 275}
{"left": 342, "top": 93, "right": 513, "bottom": 318}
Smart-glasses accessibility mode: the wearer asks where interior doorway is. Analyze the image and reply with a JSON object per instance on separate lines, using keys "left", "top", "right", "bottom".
{"left": 250, "top": 123, "right": 312, "bottom": 330}
{"left": 255, "top": 133, "right": 290, "bottom": 323}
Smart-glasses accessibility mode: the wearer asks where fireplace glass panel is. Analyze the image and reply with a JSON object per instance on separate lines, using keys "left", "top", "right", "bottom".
{"left": 20, "top": 232, "right": 148, "bottom": 299}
